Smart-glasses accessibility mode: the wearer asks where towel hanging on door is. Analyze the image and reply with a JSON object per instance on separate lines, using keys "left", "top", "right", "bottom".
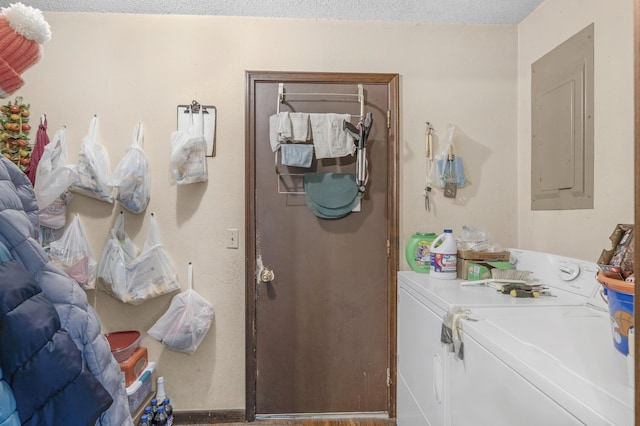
{"left": 269, "top": 112, "right": 311, "bottom": 152}
{"left": 280, "top": 144, "right": 313, "bottom": 168}
{"left": 309, "top": 113, "right": 355, "bottom": 159}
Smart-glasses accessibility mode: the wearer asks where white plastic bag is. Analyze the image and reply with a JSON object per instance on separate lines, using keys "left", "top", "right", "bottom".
{"left": 71, "top": 115, "right": 114, "bottom": 202}
{"left": 34, "top": 127, "right": 78, "bottom": 210}
{"left": 47, "top": 214, "right": 97, "bottom": 290}
{"left": 148, "top": 263, "right": 214, "bottom": 354}
{"left": 109, "top": 122, "right": 150, "bottom": 214}
{"left": 97, "top": 212, "right": 180, "bottom": 305}
{"left": 38, "top": 190, "right": 73, "bottom": 229}
{"left": 169, "top": 108, "right": 208, "bottom": 185}
{"left": 435, "top": 124, "right": 468, "bottom": 189}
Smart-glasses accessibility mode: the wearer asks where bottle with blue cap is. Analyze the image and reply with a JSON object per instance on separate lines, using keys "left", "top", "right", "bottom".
{"left": 163, "top": 398, "right": 174, "bottom": 426}
{"left": 153, "top": 406, "right": 168, "bottom": 426}
{"left": 137, "top": 414, "right": 150, "bottom": 426}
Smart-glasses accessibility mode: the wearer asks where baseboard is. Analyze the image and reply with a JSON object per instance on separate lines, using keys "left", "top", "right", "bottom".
{"left": 173, "top": 409, "right": 245, "bottom": 424}
{"left": 256, "top": 412, "right": 389, "bottom": 420}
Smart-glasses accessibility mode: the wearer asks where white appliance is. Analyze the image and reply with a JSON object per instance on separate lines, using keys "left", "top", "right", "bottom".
{"left": 397, "top": 249, "right": 633, "bottom": 426}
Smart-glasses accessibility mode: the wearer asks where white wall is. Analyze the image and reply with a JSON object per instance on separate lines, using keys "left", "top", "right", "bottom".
{"left": 16, "top": 13, "right": 517, "bottom": 410}
{"left": 517, "top": 0, "right": 634, "bottom": 259}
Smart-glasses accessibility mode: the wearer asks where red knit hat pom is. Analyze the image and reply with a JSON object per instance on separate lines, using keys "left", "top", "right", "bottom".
{"left": 0, "top": 3, "right": 51, "bottom": 98}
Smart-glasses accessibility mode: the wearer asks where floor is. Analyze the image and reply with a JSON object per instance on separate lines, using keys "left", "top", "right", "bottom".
{"left": 188, "top": 421, "right": 396, "bottom": 426}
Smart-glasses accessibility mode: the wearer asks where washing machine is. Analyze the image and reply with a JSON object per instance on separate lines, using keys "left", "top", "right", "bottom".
{"left": 450, "top": 304, "right": 633, "bottom": 425}
{"left": 396, "top": 249, "right": 631, "bottom": 425}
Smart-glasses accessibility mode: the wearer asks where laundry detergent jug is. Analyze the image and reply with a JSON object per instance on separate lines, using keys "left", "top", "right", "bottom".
{"left": 406, "top": 232, "right": 436, "bottom": 273}
{"left": 430, "top": 229, "right": 457, "bottom": 279}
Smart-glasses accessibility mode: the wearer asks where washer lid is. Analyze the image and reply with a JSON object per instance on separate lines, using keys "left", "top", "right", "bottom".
{"left": 398, "top": 271, "right": 591, "bottom": 314}
{"left": 461, "top": 306, "right": 633, "bottom": 426}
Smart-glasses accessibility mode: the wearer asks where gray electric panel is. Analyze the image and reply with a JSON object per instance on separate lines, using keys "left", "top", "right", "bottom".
{"left": 531, "top": 23, "right": 594, "bottom": 210}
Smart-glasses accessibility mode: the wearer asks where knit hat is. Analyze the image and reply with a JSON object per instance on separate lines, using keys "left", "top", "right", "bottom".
{"left": 0, "top": 3, "right": 51, "bottom": 98}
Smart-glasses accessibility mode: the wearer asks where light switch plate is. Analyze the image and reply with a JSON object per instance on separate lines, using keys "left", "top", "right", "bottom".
{"left": 226, "top": 229, "right": 239, "bottom": 249}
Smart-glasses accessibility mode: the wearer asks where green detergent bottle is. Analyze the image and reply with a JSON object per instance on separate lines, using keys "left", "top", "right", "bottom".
{"left": 406, "top": 232, "right": 437, "bottom": 273}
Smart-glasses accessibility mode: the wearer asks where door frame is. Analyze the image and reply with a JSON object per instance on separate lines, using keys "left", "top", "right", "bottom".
{"left": 244, "top": 71, "right": 400, "bottom": 421}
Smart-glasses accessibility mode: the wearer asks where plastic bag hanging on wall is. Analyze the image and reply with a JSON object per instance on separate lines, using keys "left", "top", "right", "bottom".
{"left": 71, "top": 114, "right": 115, "bottom": 202}
{"left": 147, "top": 262, "right": 214, "bottom": 354}
{"left": 435, "top": 123, "right": 468, "bottom": 191}
{"left": 109, "top": 122, "right": 150, "bottom": 213}
{"left": 170, "top": 104, "right": 209, "bottom": 185}
{"left": 176, "top": 100, "right": 216, "bottom": 157}
{"left": 97, "top": 212, "right": 180, "bottom": 304}
{"left": 47, "top": 214, "right": 97, "bottom": 290}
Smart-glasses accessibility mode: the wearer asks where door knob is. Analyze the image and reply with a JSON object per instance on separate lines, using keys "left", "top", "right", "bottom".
{"left": 260, "top": 268, "right": 275, "bottom": 283}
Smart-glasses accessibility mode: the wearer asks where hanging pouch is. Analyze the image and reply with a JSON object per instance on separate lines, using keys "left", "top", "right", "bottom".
{"left": 148, "top": 262, "right": 214, "bottom": 354}
{"left": 109, "top": 122, "right": 150, "bottom": 214}
{"left": 97, "top": 212, "right": 180, "bottom": 305}
{"left": 169, "top": 107, "right": 208, "bottom": 185}
{"left": 435, "top": 124, "right": 468, "bottom": 189}
{"left": 47, "top": 214, "right": 97, "bottom": 290}
{"left": 71, "top": 115, "right": 114, "bottom": 202}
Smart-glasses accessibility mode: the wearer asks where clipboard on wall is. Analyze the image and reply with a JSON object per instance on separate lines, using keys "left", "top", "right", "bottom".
{"left": 177, "top": 101, "right": 216, "bottom": 157}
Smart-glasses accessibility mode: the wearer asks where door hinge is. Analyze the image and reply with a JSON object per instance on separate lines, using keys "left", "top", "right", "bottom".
{"left": 387, "top": 368, "right": 391, "bottom": 387}
{"left": 387, "top": 239, "right": 390, "bottom": 257}
{"left": 386, "top": 110, "right": 391, "bottom": 129}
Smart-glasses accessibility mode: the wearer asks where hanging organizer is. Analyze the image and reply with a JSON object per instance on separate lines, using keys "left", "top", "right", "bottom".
{"left": 275, "top": 83, "right": 366, "bottom": 195}
{"left": 176, "top": 100, "right": 216, "bottom": 157}
{"left": 277, "top": 83, "right": 364, "bottom": 116}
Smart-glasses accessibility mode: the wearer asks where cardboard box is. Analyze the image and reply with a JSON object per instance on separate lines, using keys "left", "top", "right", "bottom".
{"left": 457, "top": 250, "right": 511, "bottom": 279}
{"left": 597, "top": 224, "right": 634, "bottom": 280}
{"left": 467, "top": 261, "right": 513, "bottom": 281}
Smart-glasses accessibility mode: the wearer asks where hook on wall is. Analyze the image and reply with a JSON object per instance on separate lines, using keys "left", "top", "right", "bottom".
{"left": 185, "top": 100, "right": 210, "bottom": 114}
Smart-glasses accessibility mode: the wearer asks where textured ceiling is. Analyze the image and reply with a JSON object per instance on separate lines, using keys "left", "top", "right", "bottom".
{"left": 0, "top": 0, "right": 545, "bottom": 24}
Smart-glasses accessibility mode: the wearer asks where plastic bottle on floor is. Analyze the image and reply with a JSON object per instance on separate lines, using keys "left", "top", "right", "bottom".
{"left": 163, "top": 398, "right": 173, "bottom": 426}
{"left": 156, "top": 377, "right": 166, "bottom": 402}
{"left": 430, "top": 229, "right": 457, "bottom": 279}
{"left": 137, "top": 414, "right": 151, "bottom": 426}
{"left": 153, "top": 406, "right": 168, "bottom": 426}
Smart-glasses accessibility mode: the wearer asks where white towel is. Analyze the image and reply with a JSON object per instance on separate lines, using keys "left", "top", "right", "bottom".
{"left": 309, "top": 113, "right": 355, "bottom": 159}
{"left": 269, "top": 114, "right": 280, "bottom": 152}
{"left": 270, "top": 112, "right": 302, "bottom": 152}
{"left": 277, "top": 111, "right": 292, "bottom": 141}
{"left": 289, "top": 113, "right": 310, "bottom": 142}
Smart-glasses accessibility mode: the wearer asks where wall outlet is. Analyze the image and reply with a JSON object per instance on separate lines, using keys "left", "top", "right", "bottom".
{"left": 226, "top": 229, "right": 239, "bottom": 249}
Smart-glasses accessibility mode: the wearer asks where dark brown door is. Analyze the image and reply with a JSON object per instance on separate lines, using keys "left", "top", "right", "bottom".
{"left": 245, "top": 72, "right": 399, "bottom": 418}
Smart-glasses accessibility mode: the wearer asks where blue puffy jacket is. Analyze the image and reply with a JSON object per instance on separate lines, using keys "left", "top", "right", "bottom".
{"left": 0, "top": 157, "right": 133, "bottom": 426}
{"left": 0, "top": 253, "right": 112, "bottom": 425}
{"left": 0, "top": 243, "right": 20, "bottom": 426}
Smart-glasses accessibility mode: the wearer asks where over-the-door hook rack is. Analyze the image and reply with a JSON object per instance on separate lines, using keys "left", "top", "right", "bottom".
{"left": 277, "top": 83, "right": 364, "bottom": 116}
